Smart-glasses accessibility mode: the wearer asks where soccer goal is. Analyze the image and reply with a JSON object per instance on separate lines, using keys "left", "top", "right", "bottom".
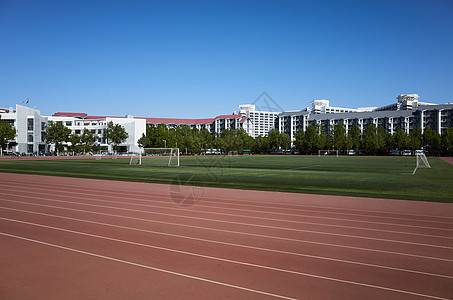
{"left": 129, "top": 148, "right": 180, "bottom": 166}
{"left": 94, "top": 150, "right": 117, "bottom": 160}
{"left": 412, "top": 152, "right": 431, "bottom": 175}
{"left": 318, "top": 150, "right": 339, "bottom": 157}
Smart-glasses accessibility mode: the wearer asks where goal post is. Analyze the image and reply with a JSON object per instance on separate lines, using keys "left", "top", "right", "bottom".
{"left": 412, "top": 152, "right": 431, "bottom": 175}
{"left": 318, "top": 150, "right": 339, "bottom": 157}
{"left": 94, "top": 150, "right": 117, "bottom": 160}
{"left": 129, "top": 148, "right": 179, "bottom": 166}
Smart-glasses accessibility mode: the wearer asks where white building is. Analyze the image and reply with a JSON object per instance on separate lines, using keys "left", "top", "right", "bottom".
{"left": 49, "top": 113, "right": 145, "bottom": 153}
{"left": 278, "top": 94, "right": 453, "bottom": 144}
{"left": 0, "top": 104, "right": 47, "bottom": 154}
{"left": 238, "top": 104, "right": 279, "bottom": 137}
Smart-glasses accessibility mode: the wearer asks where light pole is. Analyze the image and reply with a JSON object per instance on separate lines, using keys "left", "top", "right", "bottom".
{"left": 164, "top": 140, "right": 166, "bottom": 148}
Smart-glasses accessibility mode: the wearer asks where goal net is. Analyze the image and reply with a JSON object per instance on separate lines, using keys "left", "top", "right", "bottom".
{"left": 412, "top": 152, "right": 431, "bottom": 175}
{"left": 94, "top": 150, "right": 117, "bottom": 160}
{"left": 129, "top": 148, "right": 179, "bottom": 166}
{"left": 318, "top": 150, "right": 339, "bottom": 157}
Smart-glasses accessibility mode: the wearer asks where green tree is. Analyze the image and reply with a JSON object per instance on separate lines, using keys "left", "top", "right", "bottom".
{"left": 0, "top": 116, "right": 16, "bottom": 156}
{"left": 303, "top": 125, "right": 319, "bottom": 153}
{"left": 294, "top": 129, "right": 305, "bottom": 152}
{"left": 45, "top": 121, "right": 71, "bottom": 155}
{"left": 442, "top": 127, "right": 453, "bottom": 155}
{"left": 104, "top": 121, "right": 128, "bottom": 152}
{"left": 393, "top": 128, "right": 408, "bottom": 151}
{"left": 81, "top": 129, "right": 95, "bottom": 153}
{"left": 199, "top": 128, "right": 213, "bottom": 151}
{"left": 347, "top": 124, "right": 361, "bottom": 152}
{"left": 68, "top": 133, "right": 82, "bottom": 154}
{"left": 362, "top": 125, "right": 385, "bottom": 155}
{"left": 267, "top": 129, "right": 290, "bottom": 152}
{"left": 251, "top": 135, "right": 269, "bottom": 153}
{"left": 422, "top": 127, "right": 441, "bottom": 155}
{"left": 316, "top": 124, "right": 328, "bottom": 151}
{"left": 408, "top": 127, "right": 422, "bottom": 150}
{"left": 332, "top": 122, "right": 347, "bottom": 151}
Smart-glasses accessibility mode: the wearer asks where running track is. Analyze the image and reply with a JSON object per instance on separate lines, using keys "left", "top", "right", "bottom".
{"left": 1, "top": 173, "right": 453, "bottom": 299}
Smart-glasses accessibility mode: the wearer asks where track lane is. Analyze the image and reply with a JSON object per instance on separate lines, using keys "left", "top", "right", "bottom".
{"left": 1, "top": 216, "right": 452, "bottom": 300}
{"left": 1, "top": 173, "right": 453, "bottom": 299}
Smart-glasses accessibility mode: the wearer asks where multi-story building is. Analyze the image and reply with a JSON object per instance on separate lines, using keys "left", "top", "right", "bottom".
{"left": 0, "top": 104, "right": 47, "bottom": 154}
{"left": 237, "top": 104, "right": 279, "bottom": 137}
{"left": 278, "top": 94, "right": 453, "bottom": 143}
{"left": 49, "top": 113, "right": 146, "bottom": 153}
{"left": 2, "top": 94, "right": 452, "bottom": 154}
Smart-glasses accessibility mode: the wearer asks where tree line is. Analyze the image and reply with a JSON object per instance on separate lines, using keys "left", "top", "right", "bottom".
{"left": 44, "top": 121, "right": 128, "bottom": 155}
{"left": 139, "top": 122, "right": 453, "bottom": 156}
{"left": 294, "top": 122, "right": 453, "bottom": 156}
{"left": 137, "top": 124, "right": 291, "bottom": 154}
{"left": 1, "top": 117, "right": 453, "bottom": 156}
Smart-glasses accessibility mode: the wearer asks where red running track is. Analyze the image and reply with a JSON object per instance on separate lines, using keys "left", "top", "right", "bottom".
{"left": 1, "top": 173, "right": 453, "bottom": 299}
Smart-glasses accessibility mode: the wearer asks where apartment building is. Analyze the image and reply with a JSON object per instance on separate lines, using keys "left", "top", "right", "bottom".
{"left": 278, "top": 94, "right": 453, "bottom": 142}
{"left": 237, "top": 104, "right": 279, "bottom": 138}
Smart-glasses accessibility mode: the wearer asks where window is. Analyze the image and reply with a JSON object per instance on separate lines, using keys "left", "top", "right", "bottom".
{"left": 91, "top": 130, "right": 96, "bottom": 134}
{"left": 28, "top": 118, "right": 34, "bottom": 130}
{"left": 66, "top": 121, "right": 72, "bottom": 126}
{"left": 75, "top": 130, "right": 81, "bottom": 134}
{"left": 41, "top": 122, "right": 46, "bottom": 131}
{"left": 28, "top": 135, "right": 33, "bottom": 143}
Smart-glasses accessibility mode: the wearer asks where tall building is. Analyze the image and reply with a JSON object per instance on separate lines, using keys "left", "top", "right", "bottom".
{"left": 237, "top": 104, "right": 279, "bottom": 138}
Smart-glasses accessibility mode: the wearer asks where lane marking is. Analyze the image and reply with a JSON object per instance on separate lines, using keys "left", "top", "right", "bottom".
{"left": 0, "top": 231, "right": 449, "bottom": 300}
{"left": 10, "top": 188, "right": 453, "bottom": 238}
{"left": 1, "top": 204, "right": 453, "bottom": 265}
{"left": 1, "top": 211, "right": 452, "bottom": 280}
{"left": 0, "top": 232, "right": 297, "bottom": 300}
{"left": 4, "top": 177, "right": 453, "bottom": 222}
{"left": 2, "top": 194, "right": 453, "bottom": 250}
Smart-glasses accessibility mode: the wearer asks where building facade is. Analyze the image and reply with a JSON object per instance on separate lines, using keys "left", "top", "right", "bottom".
{"left": 48, "top": 113, "right": 146, "bottom": 153}
{"left": 0, "top": 104, "right": 47, "bottom": 154}
{"left": 2, "top": 94, "right": 452, "bottom": 154}
{"left": 278, "top": 94, "right": 453, "bottom": 142}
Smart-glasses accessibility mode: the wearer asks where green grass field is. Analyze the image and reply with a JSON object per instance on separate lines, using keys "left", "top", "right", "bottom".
{"left": 0, "top": 155, "right": 452, "bottom": 202}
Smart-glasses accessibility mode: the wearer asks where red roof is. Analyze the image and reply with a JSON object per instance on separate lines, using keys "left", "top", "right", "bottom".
{"left": 53, "top": 112, "right": 87, "bottom": 118}
{"left": 52, "top": 112, "right": 245, "bottom": 125}
{"left": 86, "top": 116, "right": 108, "bottom": 120}
{"left": 145, "top": 117, "right": 215, "bottom": 125}
{"left": 214, "top": 114, "right": 242, "bottom": 120}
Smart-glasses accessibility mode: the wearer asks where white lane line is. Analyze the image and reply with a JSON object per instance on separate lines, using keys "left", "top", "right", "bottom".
{"left": 10, "top": 188, "right": 453, "bottom": 238}
{"left": 1, "top": 209, "right": 452, "bottom": 280}
{"left": 2, "top": 201, "right": 453, "bottom": 263}
{"left": 0, "top": 232, "right": 298, "bottom": 300}
{"left": 2, "top": 194, "right": 453, "bottom": 250}
{"left": 4, "top": 178, "right": 453, "bottom": 223}
{"left": 0, "top": 231, "right": 448, "bottom": 300}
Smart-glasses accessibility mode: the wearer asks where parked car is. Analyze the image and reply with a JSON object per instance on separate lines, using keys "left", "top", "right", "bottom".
{"left": 347, "top": 149, "right": 356, "bottom": 155}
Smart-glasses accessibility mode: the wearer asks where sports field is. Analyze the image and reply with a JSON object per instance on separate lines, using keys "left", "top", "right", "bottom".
{"left": 0, "top": 155, "right": 452, "bottom": 202}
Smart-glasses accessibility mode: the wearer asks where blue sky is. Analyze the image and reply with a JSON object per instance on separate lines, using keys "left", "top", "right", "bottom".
{"left": 1, "top": 0, "right": 452, "bottom": 118}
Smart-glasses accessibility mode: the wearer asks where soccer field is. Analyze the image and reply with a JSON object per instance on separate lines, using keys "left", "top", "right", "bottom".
{"left": 0, "top": 155, "right": 452, "bottom": 202}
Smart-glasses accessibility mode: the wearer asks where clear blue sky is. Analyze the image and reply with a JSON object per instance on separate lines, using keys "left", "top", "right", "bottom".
{"left": 1, "top": 0, "right": 452, "bottom": 118}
